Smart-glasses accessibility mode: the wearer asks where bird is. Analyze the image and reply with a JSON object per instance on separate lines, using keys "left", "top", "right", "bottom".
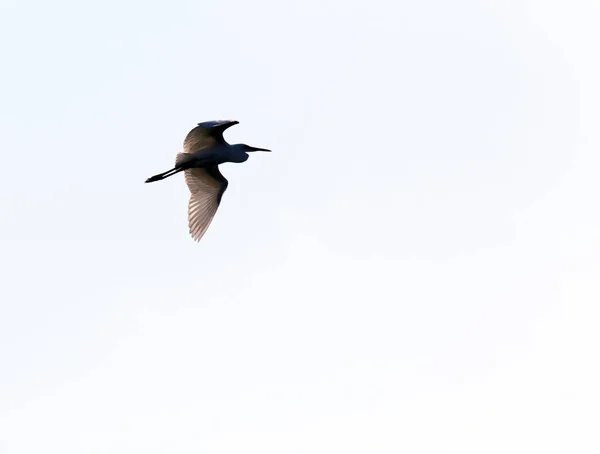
{"left": 145, "top": 120, "right": 271, "bottom": 242}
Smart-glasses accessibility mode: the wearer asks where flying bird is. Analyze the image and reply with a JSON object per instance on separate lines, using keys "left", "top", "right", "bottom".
{"left": 145, "top": 120, "right": 270, "bottom": 242}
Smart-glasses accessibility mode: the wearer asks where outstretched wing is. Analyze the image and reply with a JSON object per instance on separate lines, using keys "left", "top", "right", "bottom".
{"left": 183, "top": 120, "right": 239, "bottom": 154}
{"left": 184, "top": 166, "right": 229, "bottom": 242}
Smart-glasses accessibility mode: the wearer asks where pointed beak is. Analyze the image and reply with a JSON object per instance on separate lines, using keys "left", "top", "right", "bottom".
{"left": 246, "top": 146, "right": 271, "bottom": 152}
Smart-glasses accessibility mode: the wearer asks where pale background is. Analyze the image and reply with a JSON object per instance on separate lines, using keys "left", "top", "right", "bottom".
{"left": 1, "top": 1, "right": 599, "bottom": 453}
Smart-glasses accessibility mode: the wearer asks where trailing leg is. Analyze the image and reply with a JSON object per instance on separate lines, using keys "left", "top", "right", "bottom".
{"left": 144, "top": 167, "right": 182, "bottom": 183}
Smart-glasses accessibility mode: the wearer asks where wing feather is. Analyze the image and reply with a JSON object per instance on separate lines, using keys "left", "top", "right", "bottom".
{"left": 183, "top": 120, "right": 239, "bottom": 154}
{"left": 184, "top": 166, "right": 228, "bottom": 242}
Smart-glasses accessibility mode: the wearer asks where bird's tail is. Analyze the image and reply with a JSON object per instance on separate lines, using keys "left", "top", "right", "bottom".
{"left": 144, "top": 167, "right": 182, "bottom": 183}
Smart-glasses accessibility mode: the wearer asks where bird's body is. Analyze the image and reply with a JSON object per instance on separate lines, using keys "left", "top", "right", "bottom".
{"left": 145, "top": 120, "right": 270, "bottom": 242}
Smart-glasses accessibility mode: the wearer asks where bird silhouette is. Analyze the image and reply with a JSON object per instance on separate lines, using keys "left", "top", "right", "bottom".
{"left": 145, "top": 120, "right": 270, "bottom": 242}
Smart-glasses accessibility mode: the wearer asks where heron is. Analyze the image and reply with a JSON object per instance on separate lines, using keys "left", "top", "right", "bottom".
{"left": 145, "top": 120, "right": 270, "bottom": 242}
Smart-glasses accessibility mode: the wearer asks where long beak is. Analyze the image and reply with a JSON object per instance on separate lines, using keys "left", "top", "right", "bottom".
{"left": 247, "top": 146, "right": 271, "bottom": 152}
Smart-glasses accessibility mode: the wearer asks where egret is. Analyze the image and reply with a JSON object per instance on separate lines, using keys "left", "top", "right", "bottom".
{"left": 145, "top": 120, "right": 271, "bottom": 242}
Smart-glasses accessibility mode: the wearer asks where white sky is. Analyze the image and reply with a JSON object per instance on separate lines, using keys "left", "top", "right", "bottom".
{"left": 0, "top": 1, "right": 599, "bottom": 453}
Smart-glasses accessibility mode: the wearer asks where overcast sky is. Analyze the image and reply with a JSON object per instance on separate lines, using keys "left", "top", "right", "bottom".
{"left": 1, "top": 1, "right": 599, "bottom": 453}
